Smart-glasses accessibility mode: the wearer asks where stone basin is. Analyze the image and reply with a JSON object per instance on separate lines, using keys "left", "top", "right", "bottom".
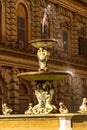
{"left": 29, "top": 39, "right": 57, "bottom": 48}
{"left": 17, "top": 71, "right": 72, "bottom": 81}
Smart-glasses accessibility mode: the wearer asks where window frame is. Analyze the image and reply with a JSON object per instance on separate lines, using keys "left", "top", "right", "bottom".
{"left": 78, "top": 36, "right": 87, "bottom": 57}
{"left": 17, "top": 16, "right": 25, "bottom": 42}
{"left": 62, "top": 29, "right": 70, "bottom": 53}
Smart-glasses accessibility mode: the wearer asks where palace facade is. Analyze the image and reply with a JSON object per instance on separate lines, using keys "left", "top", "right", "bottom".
{"left": 0, "top": 0, "right": 87, "bottom": 114}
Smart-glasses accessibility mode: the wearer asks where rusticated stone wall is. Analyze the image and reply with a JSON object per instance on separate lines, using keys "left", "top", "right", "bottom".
{"left": 72, "top": 75, "right": 87, "bottom": 112}
{"left": 5, "top": 0, "right": 17, "bottom": 46}
{"left": 0, "top": 67, "right": 19, "bottom": 113}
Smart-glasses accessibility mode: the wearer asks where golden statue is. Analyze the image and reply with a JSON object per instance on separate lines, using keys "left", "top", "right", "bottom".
{"left": 32, "top": 90, "right": 57, "bottom": 114}
{"left": 2, "top": 103, "right": 13, "bottom": 115}
{"left": 78, "top": 98, "right": 87, "bottom": 113}
{"left": 59, "top": 102, "right": 68, "bottom": 114}
{"left": 37, "top": 47, "right": 50, "bottom": 71}
{"left": 25, "top": 103, "right": 33, "bottom": 115}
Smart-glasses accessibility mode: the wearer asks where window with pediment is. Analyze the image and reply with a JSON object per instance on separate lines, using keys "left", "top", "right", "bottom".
{"left": 61, "top": 28, "right": 70, "bottom": 53}
{"left": 61, "top": 17, "right": 70, "bottom": 52}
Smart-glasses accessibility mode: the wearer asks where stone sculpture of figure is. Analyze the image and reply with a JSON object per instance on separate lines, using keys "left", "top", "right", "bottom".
{"left": 78, "top": 98, "right": 87, "bottom": 113}
{"left": 59, "top": 102, "right": 68, "bottom": 114}
{"left": 32, "top": 90, "right": 46, "bottom": 114}
{"left": 45, "top": 94, "right": 57, "bottom": 114}
{"left": 32, "top": 90, "right": 57, "bottom": 114}
{"left": 37, "top": 47, "right": 50, "bottom": 71}
{"left": 2, "top": 103, "right": 13, "bottom": 115}
{"left": 25, "top": 103, "right": 33, "bottom": 115}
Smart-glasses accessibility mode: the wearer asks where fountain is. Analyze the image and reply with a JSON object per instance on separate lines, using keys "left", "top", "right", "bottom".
{"left": 17, "top": 5, "right": 72, "bottom": 115}
{"left": 0, "top": 5, "right": 87, "bottom": 130}
{"left": 17, "top": 39, "right": 72, "bottom": 114}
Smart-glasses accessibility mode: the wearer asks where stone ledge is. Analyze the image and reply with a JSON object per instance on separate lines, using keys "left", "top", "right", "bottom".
{"left": 0, "top": 113, "right": 86, "bottom": 120}
{"left": 0, "top": 113, "right": 87, "bottom": 130}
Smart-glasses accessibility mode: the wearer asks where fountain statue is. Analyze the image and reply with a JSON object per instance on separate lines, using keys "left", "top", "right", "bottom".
{"left": 17, "top": 5, "right": 72, "bottom": 115}
{"left": 78, "top": 98, "right": 87, "bottom": 113}
{"left": 59, "top": 102, "right": 69, "bottom": 114}
{"left": 2, "top": 103, "right": 13, "bottom": 115}
{"left": 25, "top": 103, "right": 33, "bottom": 115}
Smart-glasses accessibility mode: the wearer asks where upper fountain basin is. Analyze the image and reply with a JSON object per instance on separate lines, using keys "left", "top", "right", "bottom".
{"left": 17, "top": 71, "right": 72, "bottom": 81}
{"left": 29, "top": 39, "right": 57, "bottom": 48}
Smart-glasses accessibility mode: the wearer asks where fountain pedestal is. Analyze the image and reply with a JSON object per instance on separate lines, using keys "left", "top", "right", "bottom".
{"left": 59, "top": 116, "right": 72, "bottom": 130}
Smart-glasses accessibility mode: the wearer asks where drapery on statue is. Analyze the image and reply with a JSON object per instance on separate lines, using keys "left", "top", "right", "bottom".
{"left": 78, "top": 98, "right": 87, "bottom": 113}
{"left": 59, "top": 102, "right": 68, "bottom": 114}
{"left": 2, "top": 103, "right": 13, "bottom": 115}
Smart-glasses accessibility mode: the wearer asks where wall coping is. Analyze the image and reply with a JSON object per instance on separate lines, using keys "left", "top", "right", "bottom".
{"left": 0, "top": 113, "right": 87, "bottom": 120}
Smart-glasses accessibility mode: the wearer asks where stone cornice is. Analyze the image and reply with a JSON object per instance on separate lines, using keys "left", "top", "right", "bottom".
{"left": 0, "top": 47, "right": 38, "bottom": 70}
{"left": 0, "top": 46, "right": 87, "bottom": 72}
{"left": 49, "top": 53, "right": 87, "bottom": 72}
{"left": 49, "top": 0, "right": 87, "bottom": 17}
{"left": 49, "top": 59, "right": 87, "bottom": 71}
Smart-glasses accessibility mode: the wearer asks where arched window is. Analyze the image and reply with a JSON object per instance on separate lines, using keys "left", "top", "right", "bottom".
{"left": 61, "top": 16, "right": 71, "bottom": 53}
{"left": 17, "top": 3, "right": 28, "bottom": 48}
{"left": 61, "top": 25, "right": 71, "bottom": 53}
{"left": 19, "top": 83, "right": 29, "bottom": 114}
{"left": 19, "top": 82, "right": 34, "bottom": 114}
